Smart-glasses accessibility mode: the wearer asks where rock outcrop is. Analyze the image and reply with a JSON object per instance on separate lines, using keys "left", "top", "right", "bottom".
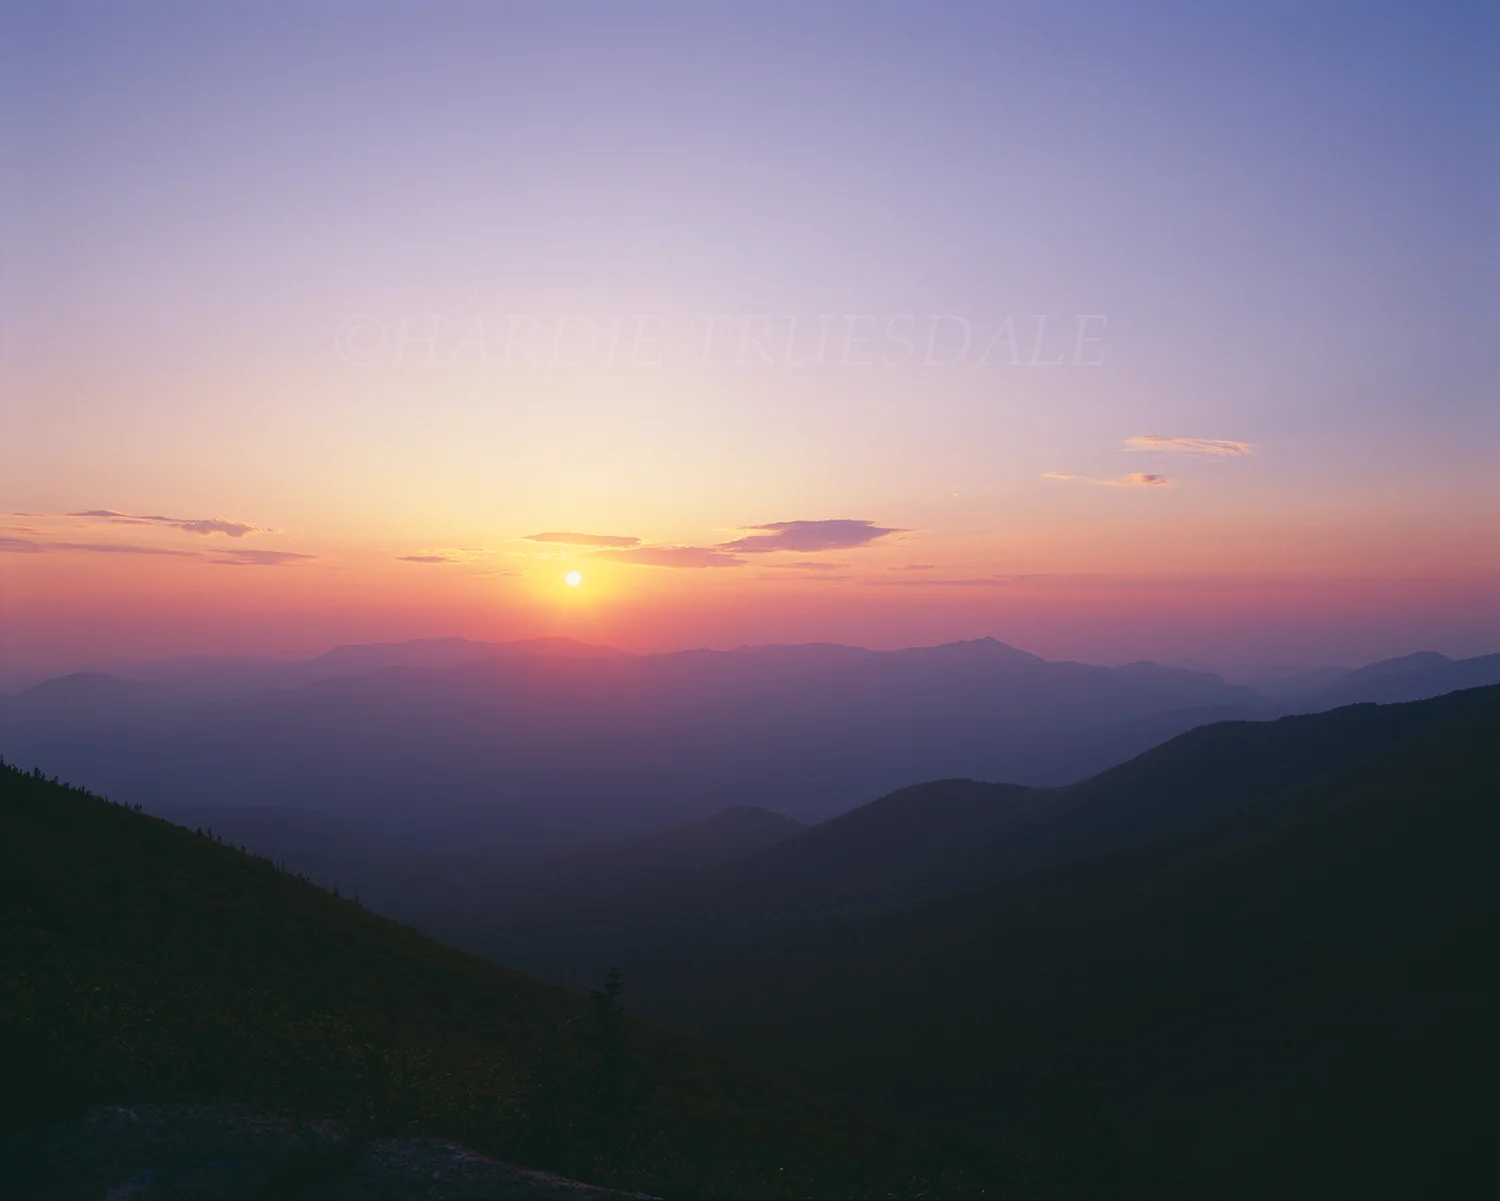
{"left": 2, "top": 1103, "right": 653, "bottom": 1200}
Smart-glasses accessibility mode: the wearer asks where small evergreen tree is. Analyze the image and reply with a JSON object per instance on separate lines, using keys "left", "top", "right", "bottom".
{"left": 583, "top": 967, "right": 637, "bottom": 1150}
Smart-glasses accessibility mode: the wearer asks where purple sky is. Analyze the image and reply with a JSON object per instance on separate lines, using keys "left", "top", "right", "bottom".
{"left": 2, "top": 1, "right": 1496, "bottom": 683}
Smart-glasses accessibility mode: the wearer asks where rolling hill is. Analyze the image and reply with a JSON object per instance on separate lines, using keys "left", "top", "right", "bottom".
{"left": 462, "top": 687, "right": 1500, "bottom": 1199}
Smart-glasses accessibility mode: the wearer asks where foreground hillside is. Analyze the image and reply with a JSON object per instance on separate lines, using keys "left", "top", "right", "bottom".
{"left": 470, "top": 687, "right": 1500, "bottom": 1199}
{"left": 0, "top": 761, "right": 979, "bottom": 1199}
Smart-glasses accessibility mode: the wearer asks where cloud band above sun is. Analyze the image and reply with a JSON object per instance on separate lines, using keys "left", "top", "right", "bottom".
{"left": 1124, "top": 436, "right": 1255, "bottom": 456}
{"left": 1044, "top": 472, "right": 1170, "bottom": 487}
{"left": 524, "top": 531, "right": 641, "bottom": 548}
{"left": 592, "top": 545, "right": 748, "bottom": 568}
{"left": 395, "top": 547, "right": 488, "bottom": 564}
{"left": 542, "top": 519, "right": 905, "bottom": 569}
{"left": 720, "top": 519, "right": 901, "bottom": 554}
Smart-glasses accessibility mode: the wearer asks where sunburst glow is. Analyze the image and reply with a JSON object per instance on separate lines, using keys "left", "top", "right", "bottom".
{"left": 565, "top": 571, "right": 582, "bottom": 587}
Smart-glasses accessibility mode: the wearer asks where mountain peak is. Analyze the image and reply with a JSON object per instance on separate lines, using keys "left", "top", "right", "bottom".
{"left": 888, "top": 637, "right": 1043, "bottom": 663}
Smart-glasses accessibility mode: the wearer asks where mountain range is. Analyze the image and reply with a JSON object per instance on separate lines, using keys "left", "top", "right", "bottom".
{"left": 4, "top": 659, "right": 1496, "bottom": 1196}
{"left": 5, "top": 637, "right": 1496, "bottom": 849}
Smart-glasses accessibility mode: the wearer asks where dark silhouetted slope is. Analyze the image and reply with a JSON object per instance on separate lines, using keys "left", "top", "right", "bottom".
{"left": 0, "top": 763, "right": 976, "bottom": 1199}
{"left": 478, "top": 686, "right": 1496, "bottom": 949}
{"left": 470, "top": 687, "right": 1500, "bottom": 1199}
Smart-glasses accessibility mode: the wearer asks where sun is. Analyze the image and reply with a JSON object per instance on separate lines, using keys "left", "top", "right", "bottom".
{"left": 565, "top": 570, "right": 582, "bottom": 587}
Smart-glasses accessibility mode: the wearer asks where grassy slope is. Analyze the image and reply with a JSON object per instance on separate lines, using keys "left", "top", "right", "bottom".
{"left": 0, "top": 761, "right": 980, "bottom": 1199}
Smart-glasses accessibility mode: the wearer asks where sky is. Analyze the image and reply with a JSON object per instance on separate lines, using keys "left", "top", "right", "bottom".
{"left": 2, "top": 0, "right": 1497, "bottom": 685}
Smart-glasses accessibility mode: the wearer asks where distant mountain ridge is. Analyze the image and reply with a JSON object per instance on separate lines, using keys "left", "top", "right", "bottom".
{"left": 71, "top": 636, "right": 627, "bottom": 704}
{"left": 12, "top": 636, "right": 1497, "bottom": 706}
{"left": 1291, "top": 650, "right": 1500, "bottom": 710}
{"left": 0, "top": 636, "right": 1277, "bottom": 838}
{"left": 4, "top": 636, "right": 1495, "bottom": 846}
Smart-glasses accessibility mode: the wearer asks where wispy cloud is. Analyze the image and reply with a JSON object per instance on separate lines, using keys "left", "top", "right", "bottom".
{"left": 871, "top": 573, "right": 1034, "bottom": 587}
{"left": 208, "top": 548, "right": 317, "bottom": 567}
{"left": 524, "top": 531, "right": 641, "bottom": 548}
{"left": 764, "top": 560, "right": 846, "bottom": 571}
{"left": 1124, "top": 435, "right": 1254, "bottom": 456}
{"left": 889, "top": 563, "right": 936, "bottom": 572}
{"left": 0, "top": 536, "right": 200, "bottom": 558}
{"left": 395, "top": 547, "right": 488, "bottom": 564}
{"left": 68, "top": 509, "right": 262, "bottom": 537}
{"left": 721, "top": 519, "right": 901, "bottom": 554}
{"left": 529, "top": 518, "right": 900, "bottom": 569}
{"left": 1044, "top": 472, "right": 1170, "bottom": 487}
{"left": 1, "top": 534, "right": 314, "bottom": 566}
{"left": 593, "top": 545, "right": 747, "bottom": 569}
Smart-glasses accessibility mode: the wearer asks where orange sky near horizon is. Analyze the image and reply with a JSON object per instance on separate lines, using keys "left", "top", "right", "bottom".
{"left": 3, "top": 4, "right": 1496, "bottom": 684}
{"left": 4, "top": 498, "right": 1497, "bottom": 685}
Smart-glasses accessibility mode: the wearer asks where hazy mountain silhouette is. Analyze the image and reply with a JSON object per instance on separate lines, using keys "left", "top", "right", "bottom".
{"left": 4, "top": 672, "right": 162, "bottom": 717}
{"left": 63, "top": 636, "right": 627, "bottom": 706}
{"left": 1290, "top": 650, "right": 1500, "bottom": 711}
{"left": 1229, "top": 662, "right": 1352, "bottom": 699}
{"left": 0, "top": 637, "right": 1275, "bottom": 841}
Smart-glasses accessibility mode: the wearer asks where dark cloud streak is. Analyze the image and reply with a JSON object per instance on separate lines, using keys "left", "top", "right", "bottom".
{"left": 721, "top": 519, "right": 900, "bottom": 554}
